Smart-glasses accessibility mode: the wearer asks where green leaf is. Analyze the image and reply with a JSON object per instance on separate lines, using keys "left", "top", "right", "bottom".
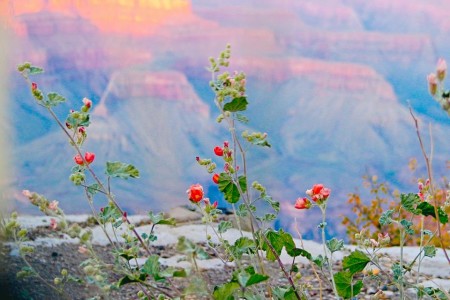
{"left": 148, "top": 211, "right": 175, "bottom": 226}
{"left": 400, "top": 219, "right": 415, "bottom": 235}
{"left": 29, "top": 66, "right": 44, "bottom": 75}
{"left": 401, "top": 193, "right": 421, "bottom": 214}
{"left": 230, "top": 237, "right": 255, "bottom": 259}
{"left": 117, "top": 273, "right": 147, "bottom": 287}
{"left": 257, "top": 213, "right": 277, "bottom": 222}
{"left": 417, "top": 202, "right": 449, "bottom": 224}
{"left": 159, "top": 267, "right": 187, "bottom": 278}
{"left": 236, "top": 267, "right": 269, "bottom": 287}
{"left": 289, "top": 248, "right": 312, "bottom": 260}
{"left": 272, "top": 287, "right": 297, "bottom": 300}
{"left": 262, "top": 229, "right": 296, "bottom": 261}
{"left": 326, "top": 238, "right": 344, "bottom": 253}
{"left": 334, "top": 271, "right": 363, "bottom": 299}
{"left": 263, "top": 195, "right": 280, "bottom": 212}
{"left": 342, "top": 250, "right": 370, "bottom": 275}
{"left": 142, "top": 255, "right": 161, "bottom": 280}
{"left": 379, "top": 209, "right": 394, "bottom": 225}
{"left": 423, "top": 245, "right": 436, "bottom": 258}
{"left": 313, "top": 255, "right": 325, "bottom": 267}
{"left": 392, "top": 263, "right": 403, "bottom": 283}
{"left": 218, "top": 174, "right": 247, "bottom": 204}
{"left": 213, "top": 282, "right": 240, "bottom": 300}
{"left": 223, "top": 97, "right": 248, "bottom": 112}
{"left": 235, "top": 113, "right": 249, "bottom": 124}
{"left": 106, "top": 161, "right": 140, "bottom": 179}
{"left": 46, "top": 92, "right": 66, "bottom": 107}
{"left": 87, "top": 183, "right": 101, "bottom": 195}
{"left": 218, "top": 220, "right": 233, "bottom": 234}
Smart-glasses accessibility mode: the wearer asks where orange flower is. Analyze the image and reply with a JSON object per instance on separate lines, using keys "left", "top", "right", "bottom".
{"left": 306, "top": 184, "right": 331, "bottom": 202}
{"left": 187, "top": 184, "right": 204, "bottom": 203}
{"left": 212, "top": 173, "right": 220, "bottom": 184}
{"left": 294, "top": 197, "right": 311, "bottom": 209}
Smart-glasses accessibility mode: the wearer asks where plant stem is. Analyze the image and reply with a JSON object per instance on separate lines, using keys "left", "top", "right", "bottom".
{"left": 409, "top": 107, "right": 450, "bottom": 264}
{"left": 320, "top": 205, "right": 339, "bottom": 299}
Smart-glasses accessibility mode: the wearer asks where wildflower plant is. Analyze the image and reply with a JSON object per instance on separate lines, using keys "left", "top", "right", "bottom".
{"left": 5, "top": 48, "right": 449, "bottom": 300}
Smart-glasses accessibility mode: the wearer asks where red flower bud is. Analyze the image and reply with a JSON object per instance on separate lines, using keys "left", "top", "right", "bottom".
{"left": 211, "top": 201, "right": 218, "bottom": 209}
{"left": 214, "top": 146, "right": 223, "bottom": 156}
{"left": 294, "top": 197, "right": 311, "bottom": 209}
{"left": 31, "top": 82, "right": 37, "bottom": 91}
{"left": 74, "top": 154, "right": 84, "bottom": 165}
{"left": 187, "top": 183, "right": 204, "bottom": 203}
{"left": 82, "top": 97, "right": 92, "bottom": 109}
{"left": 212, "top": 173, "right": 220, "bottom": 184}
{"left": 78, "top": 127, "right": 85, "bottom": 134}
{"left": 84, "top": 152, "right": 95, "bottom": 164}
{"left": 100, "top": 207, "right": 104, "bottom": 213}
{"left": 196, "top": 156, "right": 200, "bottom": 161}
{"left": 223, "top": 141, "right": 229, "bottom": 148}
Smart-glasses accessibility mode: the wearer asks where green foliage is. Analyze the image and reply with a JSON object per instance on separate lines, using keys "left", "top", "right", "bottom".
{"left": 213, "top": 282, "right": 240, "bottom": 300}
{"left": 177, "top": 236, "right": 209, "bottom": 260}
{"left": 326, "top": 238, "right": 344, "bottom": 253}
{"left": 46, "top": 92, "right": 66, "bottom": 107}
{"left": 218, "top": 173, "right": 247, "bottom": 204}
{"left": 401, "top": 193, "right": 422, "bottom": 214}
{"left": 229, "top": 237, "right": 255, "bottom": 259}
{"left": 261, "top": 229, "right": 297, "bottom": 261}
{"left": 342, "top": 250, "right": 370, "bottom": 275}
{"left": 234, "top": 266, "right": 269, "bottom": 287}
{"left": 379, "top": 209, "right": 395, "bottom": 226}
{"left": 333, "top": 271, "right": 363, "bottom": 299}
{"left": 148, "top": 211, "right": 176, "bottom": 226}
{"left": 423, "top": 245, "right": 437, "bottom": 258}
{"left": 223, "top": 97, "right": 248, "bottom": 112}
{"left": 218, "top": 220, "right": 233, "bottom": 234}
{"left": 417, "top": 202, "right": 448, "bottom": 224}
{"left": 105, "top": 161, "right": 140, "bottom": 179}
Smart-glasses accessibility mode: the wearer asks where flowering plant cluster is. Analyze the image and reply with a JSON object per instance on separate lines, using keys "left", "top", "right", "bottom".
{"left": 1, "top": 47, "right": 448, "bottom": 300}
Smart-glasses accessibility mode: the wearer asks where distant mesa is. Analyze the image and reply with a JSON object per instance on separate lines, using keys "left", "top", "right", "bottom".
{"left": 94, "top": 69, "right": 209, "bottom": 117}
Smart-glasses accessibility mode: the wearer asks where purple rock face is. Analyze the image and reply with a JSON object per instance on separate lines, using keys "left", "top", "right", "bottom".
{"left": 6, "top": 0, "right": 450, "bottom": 239}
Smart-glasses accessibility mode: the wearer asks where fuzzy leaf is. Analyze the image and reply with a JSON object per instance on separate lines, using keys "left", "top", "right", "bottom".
{"left": 218, "top": 173, "right": 247, "bottom": 204}
{"left": 326, "top": 238, "right": 344, "bottom": 253}
{"left": 223, "top": 97, "right": 248, "bottom": 112}
{"left": 334, "top": 271, "right": 363, "bottom": 299}
{"left": 342, "top": 250, "right": 370, "bottom": 275}
{"left": 106, "top": 161, "right": 140, "bottom": 179}
{"left": 379, "top": 209, "right": 394, "bottom": 225}
{"left": 29, "top": 66, "right": 44, "bottom": 75}
{"left": 148, "top": 211, "right": 175, "bottom": 226}
{"left": 218, "top": 220, "right": 233, "bottom": 234}
{"left": 417, "top": 202, "right": 448, "bottom": 224}
{"left": 213, "top": 282, "right": 240, "bottom": 300}
{"left": 400, "top": 193, "right": 421, "bottom": 214}
{"left": 46, "top": 92, "right": 66, "bottom": 107}
{"left": 423, "top": 245, "right": 436, "bottom": 258}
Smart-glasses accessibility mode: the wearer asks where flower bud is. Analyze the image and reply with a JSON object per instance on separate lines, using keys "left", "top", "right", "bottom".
{"left": 437, "top": 58, "right": 447, "bottom": 81}
{"left": 212, "top": 173, "right": 220, "bottom": 184}
{"left": 84, "top": 152, "right": 95, "bottom": 164}
{"left": 54, "top": 277, "right": 61, "bottom": 285}
{"left": 74, "top": 154, "right": 84, "bottom": 165}
{"left": 137, "top": 291, "right": 145, "bottom": 298}
{"left": 294, "top": 197, "right": 311, "bottom": 209}
{"left": 61, "top": 269, "right": 68, "bottom": 276}
{"left": 427, "top": 73, "right": 438, "bottom": 96}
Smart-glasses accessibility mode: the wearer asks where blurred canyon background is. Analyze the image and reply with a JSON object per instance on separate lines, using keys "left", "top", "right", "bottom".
{"left": 1, "top": 0, "right": 450, "bottom": 239}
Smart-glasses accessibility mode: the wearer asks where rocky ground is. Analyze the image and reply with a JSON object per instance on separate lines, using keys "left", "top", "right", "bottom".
{"left": 0, "top": 208, "right": 449, "bottom": 299}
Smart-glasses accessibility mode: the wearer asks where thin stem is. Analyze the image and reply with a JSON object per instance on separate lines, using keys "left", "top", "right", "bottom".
{"left": 409, "top": 107, "right": 450, "bottom": 264}
{"left": 320, "top": 205, "right": 339, "bottom": 299}
{"left": 260, "top": 232, "right": 302, "bottom": 300}
{"left": 295, "top": 217, "right": 323, "bottom": 300}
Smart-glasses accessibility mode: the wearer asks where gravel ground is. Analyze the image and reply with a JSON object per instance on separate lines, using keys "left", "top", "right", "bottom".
{"left": 0, "top": 223, "right": 447, "bottom": 299}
